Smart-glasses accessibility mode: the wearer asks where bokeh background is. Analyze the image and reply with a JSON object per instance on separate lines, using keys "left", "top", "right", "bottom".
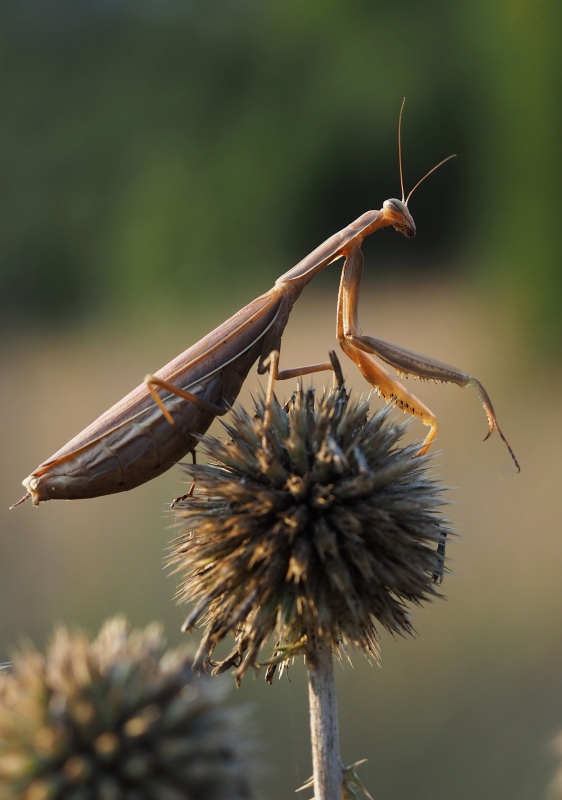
{"left": 1, "top": 1, "right": 562, "bottom": 798}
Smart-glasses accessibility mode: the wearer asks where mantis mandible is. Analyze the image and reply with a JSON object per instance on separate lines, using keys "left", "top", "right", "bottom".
{"left": 12, "top": 102, "right": 519, "bottom": 508}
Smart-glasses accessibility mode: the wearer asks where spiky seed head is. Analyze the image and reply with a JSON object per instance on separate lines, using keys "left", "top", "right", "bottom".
{"left": 170, "top": 386, "right": 452, "bottom": 683}
{"left": 0, "top": 617, "right": 254, "bottom": 800}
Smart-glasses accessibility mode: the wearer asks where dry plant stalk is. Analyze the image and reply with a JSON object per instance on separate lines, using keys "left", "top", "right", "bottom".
{"left": 170, "top": 385, "right": 451, "bottom": 800}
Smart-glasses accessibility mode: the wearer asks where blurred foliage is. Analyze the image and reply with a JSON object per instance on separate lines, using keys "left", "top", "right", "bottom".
{"left": 0, "top": 0, "right": 560, "bottom": 350}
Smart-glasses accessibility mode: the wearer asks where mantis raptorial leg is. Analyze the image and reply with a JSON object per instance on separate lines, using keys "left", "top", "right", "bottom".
{"left": 336, "top": 244, "right": 520, "bottom": 470}
{"left": 337, "top": 245, "right": 438, "bottom": 455}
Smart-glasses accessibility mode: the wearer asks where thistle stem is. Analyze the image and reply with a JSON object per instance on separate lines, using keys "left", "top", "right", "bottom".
{"left": 307, "top": 632, "right": 342, "bottom": 800}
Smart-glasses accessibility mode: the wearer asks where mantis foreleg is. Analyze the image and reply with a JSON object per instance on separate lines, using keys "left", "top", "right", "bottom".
{"left": 337, "top": 245, "right": 439, "bottom": 455}
{"left": 337, "top": 245, "right": 520, "bottom": 470}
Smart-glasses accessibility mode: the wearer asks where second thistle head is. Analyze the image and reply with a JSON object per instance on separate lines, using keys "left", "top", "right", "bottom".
{"left": 0, "top": 618, "right": 254, "bottom": 800}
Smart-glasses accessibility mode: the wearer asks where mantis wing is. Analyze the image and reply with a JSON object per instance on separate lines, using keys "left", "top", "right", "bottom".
{"left": 21, "top": 289, "right": 284, "bottom": 503}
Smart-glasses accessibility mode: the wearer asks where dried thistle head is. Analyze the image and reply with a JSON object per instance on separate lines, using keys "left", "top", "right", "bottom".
{"left": 170, "top": 386, "right": 451, "bottom": 682}
{"left": 0, "top": 617, "right": 253, "bottom": 800}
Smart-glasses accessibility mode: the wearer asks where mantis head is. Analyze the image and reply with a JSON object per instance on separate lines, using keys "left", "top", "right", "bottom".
{"left": 382, "top": 198, "right": 416, "bottom": 239}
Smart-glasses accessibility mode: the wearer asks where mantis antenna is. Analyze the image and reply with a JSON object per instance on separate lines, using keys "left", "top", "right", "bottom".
{"left": 405, "top": 153, "right": 457, "bottom": 205}
{"left": 398, "top": 97, "right": 406, "bottom": 203}
{"left": 398, "top": 98, "right": 457, "bottom": 206}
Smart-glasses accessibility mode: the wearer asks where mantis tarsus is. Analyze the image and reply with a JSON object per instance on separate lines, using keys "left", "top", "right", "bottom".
{"left": 12, "top": 102, "right": 519, "bottom": 508}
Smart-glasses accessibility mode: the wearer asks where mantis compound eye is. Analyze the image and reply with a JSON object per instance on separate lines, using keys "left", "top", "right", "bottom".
{"left": 383, "top": 198, "right": 416, "bottom": 239}
{"left": 384, "top": 198, "right": 408, "bottom": 215}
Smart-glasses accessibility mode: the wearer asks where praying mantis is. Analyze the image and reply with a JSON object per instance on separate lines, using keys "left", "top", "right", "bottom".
{"left": 12, "top": 102, "right": 518, "bottom": 509}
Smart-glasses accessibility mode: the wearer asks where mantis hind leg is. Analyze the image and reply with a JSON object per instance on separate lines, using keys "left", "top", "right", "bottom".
{"left": 145, "top": 374, "right": 227, "bottom": 424}
{"left": 340, "top": 339, "right": 438, "bottom": 456}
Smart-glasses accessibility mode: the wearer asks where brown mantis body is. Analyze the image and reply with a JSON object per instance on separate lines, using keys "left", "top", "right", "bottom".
{"left": 13, "top": 109, "right": 518, "bottom": 508}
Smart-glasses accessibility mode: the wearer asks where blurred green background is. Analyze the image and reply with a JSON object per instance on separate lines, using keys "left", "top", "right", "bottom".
{"left": 2, "top": 1, "right": 562, "bottom": 798}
